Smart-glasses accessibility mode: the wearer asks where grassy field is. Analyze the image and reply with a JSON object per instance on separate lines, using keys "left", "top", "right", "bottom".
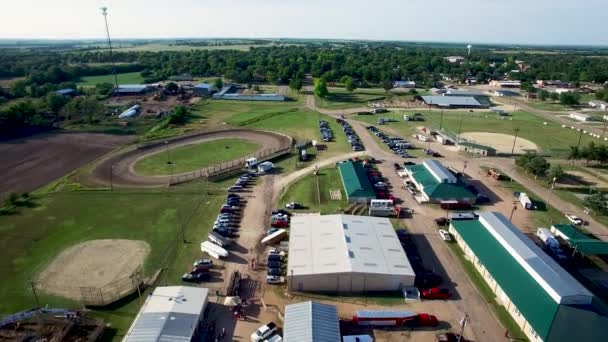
{"left": 77, "top": 72, "right": 144, "bottom": 86}
{"left": 316, "top": 87, "right": 388, "bottom": 109}
{"left": 0, "top": 177, "right": 229, "bottom": 339}
{"left": 351, "top": 109, "right": 601, "bottom": 157}
{"left": 133, "top": 138, "right": 260, "bottom": 176}
{"left": 279, "top": 167, "right": 348, "bottom": 214}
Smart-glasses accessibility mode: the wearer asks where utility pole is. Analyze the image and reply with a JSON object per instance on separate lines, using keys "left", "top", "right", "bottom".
{"left": 509, "top": 201, "right": 518, "bottom": 221}
{"left": 601, "top": 117, "right": 607, "bottom": 138}
{"left": 457, "top": 112, "right": 464, "bottom": 145}
{"left": 100, "top": 7, "right": 119, "bottom": 93}
{"left": 576, "top": 128, "right": 584, "bottom": 149}
{"left": 511, "top": 128, "right": 520, "bottom": 155}
{"left": 457, "top": 313, "right": 468, "bottom": 342}
{"left": 30, "top": 282, "right": 40, "bottom": 307}
{"left": 439, "top": 108, "right": 444, "bottom": 130}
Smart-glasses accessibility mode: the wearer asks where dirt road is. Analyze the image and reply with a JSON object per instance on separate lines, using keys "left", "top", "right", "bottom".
{"left": 0, "top": 132, "right": 133, "bottom": 195}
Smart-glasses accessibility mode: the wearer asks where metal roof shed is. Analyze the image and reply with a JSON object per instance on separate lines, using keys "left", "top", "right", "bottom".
{"left": 283, "top": 301, "right": 340, "bottom": 342}
{"left": 420, "top": 96, "right": 484, "bottom": 108}
{"left": 338, "top": 161, "right": 376, "bottom": 203}
{"left": 123, "top": 286, "right": 209, "bottom": 342}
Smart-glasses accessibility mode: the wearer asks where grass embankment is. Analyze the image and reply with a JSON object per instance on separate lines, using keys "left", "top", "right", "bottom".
{"left": 315, "top": 87, "right": 388, "bottom": 109}
{"left": 279, "top": 167, "right": 348, "bottom": 214}
{"left": 77, "top": 72, "right": 144, "bottom": 86}
{"left": 0, "top": 177, "right": 231, "bottom": 340}
{"left": 133, "top": 138, "right": 260, "bottom": 176}
{"left": 352, "top": 110, "right": 600, "bottom": 157}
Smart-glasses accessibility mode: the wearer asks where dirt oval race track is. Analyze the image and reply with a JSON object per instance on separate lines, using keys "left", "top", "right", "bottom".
{"left": 90, "top": 129, "right": 292, "bottom": 188}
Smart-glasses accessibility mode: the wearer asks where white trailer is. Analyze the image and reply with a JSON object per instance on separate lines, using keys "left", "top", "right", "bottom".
{"left": 208, "top": 231, "right": 232, "bottom": 247}
{"left": 246, "top": 157, "right": 259, "bottom": 168}
{"left": 369, "top": 199, "right": 396, "bottom": 217}
{"left": 414, "top": 134, "right": 430, "bottom": 142}
{"left": 261, "top": 229, "right": 288, "bottom": 245}
{"left": 257, "top": 161, "right": 274, "bottom": 174}
{"left": 201, "top": 241, "right": 229, "bottom": 259}
{"left": 536, "top": 228, "right": 560, "bottom": 248}
{"left": 519, "top": 192, "right": 533, "bottom": 210}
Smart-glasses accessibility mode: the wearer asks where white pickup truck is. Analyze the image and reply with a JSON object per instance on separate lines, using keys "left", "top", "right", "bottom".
{"left": 251, "top": 322, "right": 278, "bottom": 342}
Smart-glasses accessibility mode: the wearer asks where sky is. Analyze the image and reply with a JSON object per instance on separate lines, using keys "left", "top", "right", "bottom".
{"left": 1, "top": 0, "right": 607, "bottom": 46}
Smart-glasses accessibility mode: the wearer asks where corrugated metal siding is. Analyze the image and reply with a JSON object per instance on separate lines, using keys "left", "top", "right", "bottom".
{"left": 283, "top": 301, "right": 340, "bottom": 342}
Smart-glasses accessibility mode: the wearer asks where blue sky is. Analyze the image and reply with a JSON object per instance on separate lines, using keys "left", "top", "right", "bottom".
{"left": 1, "top": 0, "right": 607, "bottom": 45}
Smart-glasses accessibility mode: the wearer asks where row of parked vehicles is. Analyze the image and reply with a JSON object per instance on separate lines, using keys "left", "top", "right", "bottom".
{"left": 228, "top": 173, "right": 256, "bottom": 193}
{"left": 319, "top": 119, "right": 333, "bottom": 142}
{"left": 367, "top": 126, "right": 413, "bottom": 158}
{"left": 337, "top": 119, "right": 364, "bottom": 151}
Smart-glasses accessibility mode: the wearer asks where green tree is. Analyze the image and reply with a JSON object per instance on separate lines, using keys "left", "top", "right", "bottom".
{"left": 516, "top": 153, "right": 550, "bottom": 179}
{"left": 314, "top": 78, "right": 329, "bottom": 98}
{"left": 10, "top": 80, "right": 28, "bottom": 98}
{"left": 344, "top": 77, "right": 356, "bottom": 92}
{"left": 568, "top": 146, "right": 581, "bottom": 165}
{"left": 549, "top": 92, "right": 559, "bottom": 101}
{"left": 538, "top": 90, "right": 549, "bottom": 101}
{"left": 168, "top": 105, "right": 189, "bottom": 124}
{"left": 214, "top": 78, "right": 224, "bottom": 90}
{"left": 95, "top": 82, "right": 114, "bottom": 96}
{"left": 380, "top": 79, "right": 393, "bottom": 93}
{"left": 548, "top": 165, "right": 565, "bottom": 184}
{"left": 289, "top": 78, "right": 303, "bottom": 93}
{"left": 559, "top": 92, "right": 580, "bottom": 106}
{"left": 165, "top": 82, "right": 179, "bottom": 94}
{"left": 45, "top": 92, "right": 68, "bottom": 113}
{"left": 584, "top": 191, "right": 608, "bottom": 215}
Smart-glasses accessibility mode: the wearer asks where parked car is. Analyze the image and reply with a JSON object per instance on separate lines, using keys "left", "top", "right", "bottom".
{"left": 416, "top": 270, "right": 443, "bottom": 288}
{"left": 267, "top": 268, "right": 283, "bottom": 276}
{"left": 193, "top": 259, "right": 213, "bottom": 268}
{"left": 475, "top": 194, "right": 491, "bottom": 204}
{"left": 267, "top": 254, "right": 284, "bottom": 262}
{"left": 436, "top": 333, "right": 468, "bottom": 342}
{"left": 191, "top": 265, "right": 210, "bottom": 274}
{"left": 267, "top": 261, "right": 284, "bottom": 269}
{"left": 268, "top": 248, "right": 286, "bottom": 257}
{"left": 272, "top": 209, "right": 291, "bottom": 216}
{"left": 285, "top": 202, "right": 303, "bottom": 209}
{"left": 228, "top": 186, "right": 243, "bottom": 193}
{"left": 565, "top": 214, "right": 584, "bottom": 225}
{"left": 438, "top": 230, "right": 452, "bottom": 241}
{"left": 421, "top": 287, "right": 452, "bottom": 300}
{"left": 251, "top": 322, "right": 278, "bottom": 342}
{"left": 271, "top": 220, "right": 289, "bottom": 228}
{"left": 266, "top": 275, "right": 285, "bottom": 284}
{"left": 182, "top": 272, "right": 210, "bottom": 282}
{"left": 434, "top": 217, "right": 450, "bottom": 226}
{"left": 267, "top": 227, "right": 280, "bottom": 235}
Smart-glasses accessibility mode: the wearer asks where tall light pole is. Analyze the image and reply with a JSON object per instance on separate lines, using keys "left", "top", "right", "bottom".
{"left": 100, "top": 7, "right": 119, "bottom": 93}
{"left": 511, "top": 128, "right": 520, "bottom": 155}
{"left": 439, "top": 108, "right": 444, "bottom": 130}
{"left": 576, "top": 128, "right": 584, "bottom": 149}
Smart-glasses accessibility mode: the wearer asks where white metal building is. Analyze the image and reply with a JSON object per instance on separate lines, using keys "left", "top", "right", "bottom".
{"left": 569, "top": 112, "right": 593, "bottom": 122}
{"left": 123, "top": 286, "right": 209, "bottom": 342}
{"left": 287, "top": 215, "right": 415, "bottom": 292}
{"left": 283, "top": 301, "right": 341, "bottom": 342}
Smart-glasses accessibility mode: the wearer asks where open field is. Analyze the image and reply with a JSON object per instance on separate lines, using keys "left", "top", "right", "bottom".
{"left": 0, "top": 132, "right": 133, "bottom": 195}
{"left": 351, "top": 110, "right": 601, "bottom": 156}
{"left": 77, "top": 72, "right": 144, "bottom": 86}
{"left": 460, "top": 132, "right": 538, "bottom": 154}
{"left": 279, "top": 167, "right": 348, "bottom": 214}
{"left": 315, "top": 87, "right": 388, "bottom": 109}
{"left": 133, "top": 138, "right": 260, "bottom": 176}
{"left": 0, "top": 179, "right": 228, "bottom": 337}
{"left": 192, "top": 98, "right": 303, "bottom": 128}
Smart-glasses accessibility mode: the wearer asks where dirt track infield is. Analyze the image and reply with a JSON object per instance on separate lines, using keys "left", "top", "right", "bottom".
{"left": 460, "top": 131, "right": 538, "bottom": 154}
{"left": 90, "top": 129, "right": 292, "bottom": 188}
{"left": 0, "top": 132, "right": 133, "bottom": 195}
{"left": 36, "top": 239, "right": 150, "bottom": 300}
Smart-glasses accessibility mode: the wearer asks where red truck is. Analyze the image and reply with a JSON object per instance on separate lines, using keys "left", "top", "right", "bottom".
{"left": 421, "top": 287, "right": 452, "bottom": 300}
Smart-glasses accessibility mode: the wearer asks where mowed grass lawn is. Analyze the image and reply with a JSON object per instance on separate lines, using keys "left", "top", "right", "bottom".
{"left": 352, "top": 110, "right": 601, "bottom": 157}
{"left": 192, "top": 99, "right": 303, "bottom": 128}
{"left": 279, "top": 167, "right": 348, "bottom": 214}
{"left": 316, "top": 87, "right": 388, "bottom": 109}
{"left": 133, "top": 138, "right": 260, "bottom": 176}
{"left": 77, "top": 72, "right": 144, "bottom": 86}
{"left": 0, "top": 183, "right": 227, "bottom": 339}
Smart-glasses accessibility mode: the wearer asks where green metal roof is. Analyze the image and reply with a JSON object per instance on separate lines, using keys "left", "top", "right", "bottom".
{"left": 459, "top": 141, "right": 497, "bottom": 152}
{"left": 338, "top": 161, "right": 376, "bottom": 199}
{"left": 405, "top": 164, "right": 474, "bottom": 200}
{"left": 451, "top": 220, "right": 559, "bottom": 340}
{"left": 569, "top": 239, "right": 608, "bottom": 255}
{"left": 552, "top": 224, "right": 590, "bottom": 240}
{"left": 424, "top": 183, "right": 475, "bottom": 200}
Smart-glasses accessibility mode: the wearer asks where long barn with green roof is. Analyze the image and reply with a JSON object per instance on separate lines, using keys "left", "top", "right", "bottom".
{"left": 403, "top": 159, "right": 475, "bottom": 203}
{"left": 337, "top": 160, "right": 376, "bottom": 203}
{"left": 449, "top": 212, "right": 607, "bottom": 342}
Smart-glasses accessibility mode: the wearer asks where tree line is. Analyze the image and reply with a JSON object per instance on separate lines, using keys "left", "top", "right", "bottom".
{"left": 2, "top": 44, "right": 608, "bottom": 99}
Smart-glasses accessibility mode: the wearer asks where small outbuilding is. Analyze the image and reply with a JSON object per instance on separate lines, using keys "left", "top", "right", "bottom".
{"left": 338, "top": 161, "right": 376, "bottom": 203}
{"left": 458, "top": 141, "right": 497, "bottom": 156}
{"left": 55, "top": 88, "right": 77, "bottom": 98}
{"left": 569, "top": 112, "right": 593, "bottom": 122}
{"left": 283, "top": 301, "right": 340, "bottom": 342}
{"left": 404, "top": 160, "right": 475, "bottom": 203}
{"left": 393, "top": 81, "right": 416, "bottom": 89}
{"left": 114, "top": 84, "right": 151, "bottom": 96}
{"left": 193, "top": 83, "right": 217, "bottom": 96}
{"left": 123, "top": 286, "right": 209, "bottom": 342}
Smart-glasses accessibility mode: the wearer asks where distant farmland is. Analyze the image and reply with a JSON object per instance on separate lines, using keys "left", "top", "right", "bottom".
{"left": 77, "top": 72, "right": 144, "bottom": 86}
